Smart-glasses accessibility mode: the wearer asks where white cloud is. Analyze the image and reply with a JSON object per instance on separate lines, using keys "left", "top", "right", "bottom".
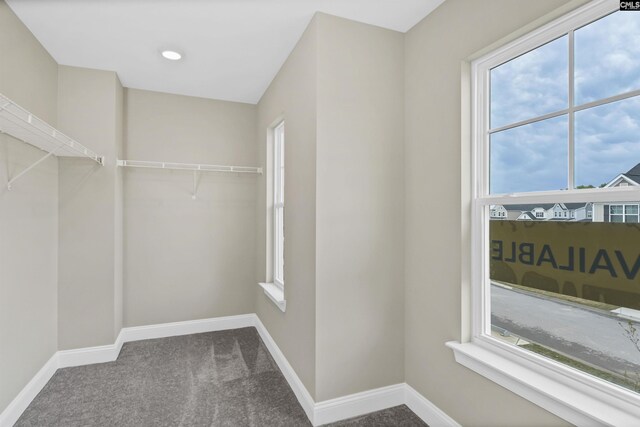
{"left": 491, "top": 35, "right": 567, "bottom": 129}
{"left": 576, "top": 97, "right": 640, "bottom": 186}
{"left": 490, "top": 11, "right": 640, "bottom": 192}
{"left": 491, "top": 116, "right": 568, "bottom": 194}
{"left": 575, "top": 11, "right": 640, "bottom": 103}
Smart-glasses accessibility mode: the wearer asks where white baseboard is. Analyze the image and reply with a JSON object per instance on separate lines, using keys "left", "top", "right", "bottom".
{"left": 314, "top": 383, "right": 406, "bottom": 426}
{"left": 58, "top": 334, "right": 124, "bottom": 368}
{"left": 121, "top": 314, "right": 255, "bottom": 343}
{"left": 0, "top": 354, "right": 58, "bottom": 427}
{"left": 252, "top": 316, "right": 456, "bottom": 426}
{"left": 252, "top": 315, "right": 316, "bottom": 422}
{"left": 1, "top": 313, "right": 457, "bottom": 427}
{"left": 56, "top": 314, "right": 255, "bottom": 369}
{"left": 405, "top": 384, "right": 461, "bottom": 427}
{"left": 0, "top": 313, "right": 257, "bottom": 427}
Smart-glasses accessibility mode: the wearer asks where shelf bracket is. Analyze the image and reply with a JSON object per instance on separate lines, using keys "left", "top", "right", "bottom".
{"left": 192, "top": 170, "right": 199, "bottom": 200}
{"left": 7, "top": 143, "right": 64, "bottom": 191}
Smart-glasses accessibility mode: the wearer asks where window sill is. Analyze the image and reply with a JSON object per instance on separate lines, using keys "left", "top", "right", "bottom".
{"left": 446, "top": 339, "right": 640, "bottom": 426}
{"left": 259, "top": 282, "right": 286, "bottom": 312}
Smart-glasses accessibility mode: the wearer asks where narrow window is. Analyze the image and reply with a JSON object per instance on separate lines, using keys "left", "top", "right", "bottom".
{"left": 273, "top": 121, "right": 285, "bottom": 289}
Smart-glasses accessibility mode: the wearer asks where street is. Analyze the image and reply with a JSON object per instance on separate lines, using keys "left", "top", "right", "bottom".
{"left": 491, "top": 284, "right": 640, "bottom": 376}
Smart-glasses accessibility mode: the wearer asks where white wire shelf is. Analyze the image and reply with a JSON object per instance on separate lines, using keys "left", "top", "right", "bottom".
{"left": 118, "top": 159, "right": 262, "bottom": 199}
{"left": 0, "top": 94, "right": 103, "bottom": 164}
{"left": 0, "top": 93, "right": 104, "bottom": 190}
{"left": 117, "top": 159, "right": 262, "bottom": 174}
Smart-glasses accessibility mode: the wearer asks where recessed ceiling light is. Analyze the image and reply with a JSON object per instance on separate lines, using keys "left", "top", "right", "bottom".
{"left": 161, "top": 50, "right": 182, "bottom": 61}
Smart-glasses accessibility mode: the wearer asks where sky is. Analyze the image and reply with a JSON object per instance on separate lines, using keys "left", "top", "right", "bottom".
{"left": 489, "top": 11, "right": 640, "bottom": 194}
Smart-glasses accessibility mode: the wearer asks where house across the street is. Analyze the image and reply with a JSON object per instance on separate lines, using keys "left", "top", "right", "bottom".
{"left": 490, "top": 163, "right": 640, "bottom": 223}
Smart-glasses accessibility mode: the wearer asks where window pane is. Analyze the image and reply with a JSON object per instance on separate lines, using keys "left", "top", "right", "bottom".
{"left": 279, "top": 128, "right": 285, "bottom": 203}
{"left": 490, "top": 116, "right": 568, "bottom": 194}
{"left": 575, "top": 96, "right": 640, "bottom": 189}
{"left": 490, "top": 36, "right": 567, "bottom": 129}
{"left": 490, "top": 204, "right": 640, "bottom": 394}
{"left": 273, "top": 121, "right": 285, "bottom": 285}
{"left": 274, "top": 123, "right": 285, "bottom": 205}
{"left": 275, "top": 206, "right": 284, "bottom": 282}
{"left": 611, "top": 205, "right": 623, "bottom": 215}
{"left": 626, "top": 205, "right": 639, "bottom": 215}
{"left": 575, "top": 11, "right": 640, "bottom": 105}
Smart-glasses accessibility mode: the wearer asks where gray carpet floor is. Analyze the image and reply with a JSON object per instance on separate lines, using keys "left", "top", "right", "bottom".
{"left": 16, "top": 327, "right": 426, "bottom": 426}
{"left": 328, "top": 405, "right": 426, "bottom": 426}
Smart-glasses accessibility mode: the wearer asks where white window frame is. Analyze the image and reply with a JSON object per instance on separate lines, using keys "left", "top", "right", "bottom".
{"left": 611, "top": 203, "right": 639, "bottom": 223}
{"left": 448, "top": 1, "right": 640, "bottom": 424}
{"left": 626, "top": 204, "right": 640, "bottom": 222}
{"left": 259, "top": 120, "right": 286, "bottom": 312}
{"left": 273, "top": 121, "right": 285, "bottom": 290}
{"left": 610, "top": 204, "right": 625, "bottom": 222}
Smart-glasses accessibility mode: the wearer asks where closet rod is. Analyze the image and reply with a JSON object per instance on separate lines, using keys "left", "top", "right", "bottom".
{"left": 117, "top": 159, "right": 262, "bottom": 174}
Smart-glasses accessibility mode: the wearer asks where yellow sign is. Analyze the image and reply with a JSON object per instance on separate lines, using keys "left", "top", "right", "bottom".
{"left": 490, "top": 221, "right": 640, "bottom": 309}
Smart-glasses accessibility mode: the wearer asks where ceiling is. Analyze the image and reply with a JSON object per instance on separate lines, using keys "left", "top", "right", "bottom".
{"left": 6, "top": 0, "right": 444, "bottom": 104}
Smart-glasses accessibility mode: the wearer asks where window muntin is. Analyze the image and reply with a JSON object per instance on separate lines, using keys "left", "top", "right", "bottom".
{"left": 488, "top": 11, "right": 640, "bottom": 196}
{"left": 273, "top": 121, "right": 285, "bottom": 289}
{"left": 474, "top": 3, "right": 640, "bottom": 399}
{"left": 610, "top": 203, "right": 640, "bottom": 223}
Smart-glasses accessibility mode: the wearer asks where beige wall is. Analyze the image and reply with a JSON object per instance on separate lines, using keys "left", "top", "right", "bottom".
{"left": 0, "top": 2, "right": 57, "bottom": 125}
{"left": 256, "top": 13, "right": 405, "bottom": 402}
{"left": 57, "top": 65, "right": 123, "bottom": 349}
{"left": 255, "top": 18, "right": 318, "bottom": 398}
{"left": 0, "top": 0, "right": 59, "bottom": 413}
{"left": 404, "top": 0, "right": 584, "bottom": 425}
{"left": 315, "top": 13, "right": 405, "bottom": 401}
{"left": 1, "top": 0, "right": 605, "bottom": 423}
{"left": 123, "top": 89, "right": 257, "bottom": 327}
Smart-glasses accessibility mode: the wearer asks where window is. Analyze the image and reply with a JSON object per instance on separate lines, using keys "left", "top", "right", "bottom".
{"left": 610, "top": 204, "right": 640, "bottom": 223}
{"left": 273, "top": 121, "right": 285, "bottom": 290}
{"left": 610, "top": 204, "right": 624, "bottom": 222}
{"left": 259, "top": 120, "right": 286, "bottom": 312}
{"left": 450, "top": 1, "right": 640, "bottom": 424}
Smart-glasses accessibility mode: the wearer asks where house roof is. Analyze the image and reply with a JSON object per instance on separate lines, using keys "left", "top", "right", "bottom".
{"left": 623, "top": 163, "right": 640, "bottom": 185}
{"left": 505, "top": 204, "right": 555, "bottom": 212}
{"left": 500, "top": 203, "right": 588, "bottom": 212}
{"left": 518, "top": 212, "right": 536, "bottom": 220}
{"left": 506, "top": 211, "right": 522, "bottom": 221}
{"left": 564, "top": 203, "right": 589, "bottom": 209}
